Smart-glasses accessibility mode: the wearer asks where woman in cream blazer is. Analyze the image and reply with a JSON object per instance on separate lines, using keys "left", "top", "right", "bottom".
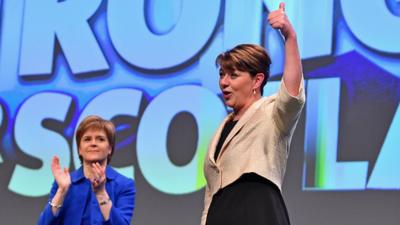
{"left": 201, "top": 3, "right": 305, "bottom": 225}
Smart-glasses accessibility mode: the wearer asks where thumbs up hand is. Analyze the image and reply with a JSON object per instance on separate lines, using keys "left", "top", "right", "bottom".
{"left": 267, "top": 2, "right": 296, "bottom": 40}
{"left": 279, "top": 2, "right": 285, "bottom": 11}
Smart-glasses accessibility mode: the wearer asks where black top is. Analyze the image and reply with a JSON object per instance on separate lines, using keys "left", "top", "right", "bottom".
{"left": 207, "top": 119, "right": 291, "bottom": 225}
{"left": 214, "top": 119, "right": 238, "bottom": 161}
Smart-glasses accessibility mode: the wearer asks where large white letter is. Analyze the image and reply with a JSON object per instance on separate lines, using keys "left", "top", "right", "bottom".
{"left": 107, "top": 0, "right": 221, "bottom": 70}
{"left": 303, "top": 78, "right": 368, "bottom": 190}
{"left": 137, "top": 85, "right": 226, "bottom": 194}
{"left": 367, "top": 103, "right": 400, "bottom": 189}
{"left": 19, "top": 0, "right": 107, "bottom": 76}
{"left": 341, "top": 0, "right": 400, "bottom": 53}
{"left": 263, "top": 0, "right": 334, "bottom": 60}
{"left": 9, "top": 92, "right": 72, "bottom": 196}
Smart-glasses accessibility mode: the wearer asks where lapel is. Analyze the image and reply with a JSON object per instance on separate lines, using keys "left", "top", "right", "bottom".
{"left": 213, "top": 98, "right": 266, "bottom": 163}
{"left": 207, "top": 114, "right": 233, "bottom": 165}
{"left": 105, "top": 166, "right": 117, "bottom": 199}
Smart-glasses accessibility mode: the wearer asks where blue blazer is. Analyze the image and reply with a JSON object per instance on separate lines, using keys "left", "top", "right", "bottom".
{"left": 38, "top": 166, "right": 135, "bottom": 225}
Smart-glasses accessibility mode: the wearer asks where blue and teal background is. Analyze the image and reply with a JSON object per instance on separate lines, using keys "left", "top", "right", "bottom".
{"left": 0, "top": 0, "right": 399, "bottom": 224}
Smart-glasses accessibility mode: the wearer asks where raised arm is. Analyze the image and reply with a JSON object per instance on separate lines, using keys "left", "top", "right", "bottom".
{"left": 268, "top": 2, "right": 302, "bottom": 96}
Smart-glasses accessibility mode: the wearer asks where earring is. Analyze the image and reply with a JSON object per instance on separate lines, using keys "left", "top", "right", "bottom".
{"left": 253, "top": 89, "right": 256, "bottom": 95}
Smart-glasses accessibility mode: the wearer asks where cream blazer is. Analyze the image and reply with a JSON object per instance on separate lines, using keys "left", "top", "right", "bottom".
{"left": 200, "top": 79, "right": 305, "bottom": 225}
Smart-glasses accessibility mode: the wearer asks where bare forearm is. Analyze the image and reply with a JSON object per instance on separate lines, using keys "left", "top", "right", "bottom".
{"left": 96, "top": 191, "right": 112, "bottom": 221}
{"left": 50, "top": 187, "right": 68, "bottom": 215}
{"left": 283, "top": 34, "right": 302, "bottom": 96}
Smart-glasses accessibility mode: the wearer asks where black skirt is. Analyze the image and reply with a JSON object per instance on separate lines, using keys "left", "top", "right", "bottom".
{"left": 205, "top": 173, "right": 291, "bottom": 225}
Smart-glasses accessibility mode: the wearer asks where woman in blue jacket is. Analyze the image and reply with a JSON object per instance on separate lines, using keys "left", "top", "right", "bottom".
{"left": 38, "top": 115, "right": 135, "bottom": 225}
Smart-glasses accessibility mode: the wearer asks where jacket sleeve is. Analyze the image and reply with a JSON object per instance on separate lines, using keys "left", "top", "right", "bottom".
{"left": 272, "top": 77, "right": 305, "bottom": 135}
{"left": 105, "top": 179, "right": 135, "bottom": 225}
{"left": 37, "top": 182, "right": 61, "bottom": 225}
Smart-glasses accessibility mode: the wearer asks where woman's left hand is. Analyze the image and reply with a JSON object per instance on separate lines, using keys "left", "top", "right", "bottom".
{"left": 90, "top": 162, "right": 107, "bottom": 194}
{"left": 90, "top": 162, "right": 112, "bottom": 218}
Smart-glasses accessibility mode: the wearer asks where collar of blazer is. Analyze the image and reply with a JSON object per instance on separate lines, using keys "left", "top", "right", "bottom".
{"left": 209, "top": 97, "right": 268, "bottom": 164}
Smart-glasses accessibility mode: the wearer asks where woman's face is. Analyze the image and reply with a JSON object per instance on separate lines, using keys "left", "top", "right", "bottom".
{"left": 79, "top": 128, "right": 111, "bottom": 164}
{"left": 219, "top": 68, "right": 256, "bottom": 112}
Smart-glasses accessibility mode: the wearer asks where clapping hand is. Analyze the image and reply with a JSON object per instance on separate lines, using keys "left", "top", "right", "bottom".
{"left": 51, "top": 156, "right": 71, "bottom": 191}
{"left": 90, "top": 162, "right": 106, "bottom": 193}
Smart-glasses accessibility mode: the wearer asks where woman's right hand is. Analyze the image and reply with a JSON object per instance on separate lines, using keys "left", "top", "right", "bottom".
{"left": 268, "top": 2, "right": 296, "bottom": 40}
{"left": 51, "top": 156, "right": 71, "bottom": 191}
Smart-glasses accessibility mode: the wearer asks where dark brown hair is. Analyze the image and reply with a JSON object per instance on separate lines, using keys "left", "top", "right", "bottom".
{"left": 76, "top": 115, "right": 116, "bottom": 164}
{"left": 216, "top": 44, "right": 271, "bottom": 94}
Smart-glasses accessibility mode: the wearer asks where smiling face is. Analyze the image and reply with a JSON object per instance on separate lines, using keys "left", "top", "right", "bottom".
{"left": 216, "top": 44, "right": 270, "bottom": 120}
{"left": 78, "top": 128, "right": 112, "bottom": 165}
{"left": 76, "top": 115, "right": 116, "bottom": 165}
{"left": 219, "top": 68, "right": 257, "bottom": 112}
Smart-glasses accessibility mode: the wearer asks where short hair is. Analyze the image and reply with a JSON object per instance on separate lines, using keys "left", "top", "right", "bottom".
{"left": 75, "top": 115, "right": 116, "bottom": 164}
{"left": 216, "top": 44, "right": 271, "bottom": 95}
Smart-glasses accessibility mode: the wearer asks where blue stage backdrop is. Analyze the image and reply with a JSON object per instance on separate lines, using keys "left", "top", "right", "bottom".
{"left": 0, "top": 1, "right": 399, "bottom": 225}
